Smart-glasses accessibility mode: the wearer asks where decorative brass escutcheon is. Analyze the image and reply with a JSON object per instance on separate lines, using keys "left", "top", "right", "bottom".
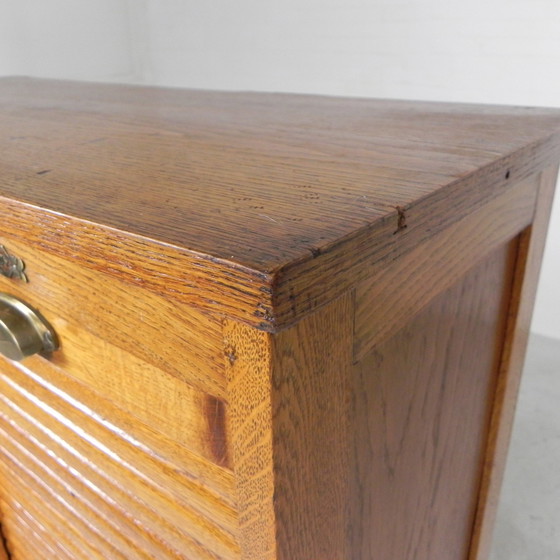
{"left": 0, "top": 292, "right": 59, "bottom": 361}
{"left": 0, "top": 244, "right": 28, "bottom": 282}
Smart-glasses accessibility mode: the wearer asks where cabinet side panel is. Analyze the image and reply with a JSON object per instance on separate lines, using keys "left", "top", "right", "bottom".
{"left": 351, "top": 240, "right": 518, "bottom": 560}
{"left": 469, "top": 164, "right": 560, "bottom": 560}
{"left": 354, "top": 174, "right": 537, "bottom": 361}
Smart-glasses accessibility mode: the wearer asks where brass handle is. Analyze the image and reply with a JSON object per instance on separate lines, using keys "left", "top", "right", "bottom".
{"left": 0, "top": 293, "right": 59, "bottom": 361}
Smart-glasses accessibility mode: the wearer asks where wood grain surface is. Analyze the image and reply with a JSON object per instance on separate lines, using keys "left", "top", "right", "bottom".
{"left": 0, "top": 198, "right": 274, "bottom": 331}
{"left": 469, "top": 164, "right": 560, "bottom": 560}
{"left": 223, "top": 322, "right": 276, "bottom": 560}
{"left": 0, "top": 80, "right": 558, "bottom": 559}
{"left": 0, "top": 235, "right": 227, "bottom": 398}
{"left": 351, "top": 239, "right": 518, "bottom": 560}
{"left": 0, "top": 238, "right": 233, "bottom": 469}
{"left": 0, "top": 355, "right": 239, "bottom": 560}
{"left": 224, "top": 293, "right": 354, "bottom": 560}
{"left": 0, "top": 515, "right": 9, "bottom": 560}
{"left": 354, "top": 174, "right": 537, "bottom": 360}
{"left": 2, "top": 77, "right": 560, "bottom": 329}
{"left": 270, "top": 293, "right": 354, "bottom": 560}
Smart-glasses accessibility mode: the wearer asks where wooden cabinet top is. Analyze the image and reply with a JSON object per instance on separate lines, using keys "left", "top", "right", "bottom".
{"left": 1, "top": 77, "right": 559, "bottom": 330}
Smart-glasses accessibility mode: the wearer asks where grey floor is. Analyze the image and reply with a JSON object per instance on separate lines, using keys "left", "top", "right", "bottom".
{"left": 490, "top": 333, "right": 560, "bottom": 560}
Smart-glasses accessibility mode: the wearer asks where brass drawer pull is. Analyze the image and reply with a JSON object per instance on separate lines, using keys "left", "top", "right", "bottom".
{"left": 0, "top": 293, "right": 59, "bottom": 361}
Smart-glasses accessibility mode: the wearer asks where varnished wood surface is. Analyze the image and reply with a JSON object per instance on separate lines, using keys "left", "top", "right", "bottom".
{"left": 469, "top": 165, "right": 560, "bottom": 560}
{"left": 224, "top": 293, "right": 354, "bottom": 560}
{"left": 1, "top": 496, "right": 76, "bottom": 560}
{"left": 0, "top": 234, "right": 227, "bottom": 395}
{"left": 2, "top": 77, "right": 560, "bottom": 329}
{"left": 0, "top": 198, "right": 274, "bottom": 331}
{"left": 270, "top": 294, "right": 354, "bottom": 560}
{"left": 0, "top": 356, "right": 240, "bottom": 560}
{"left": 0, "top": 80, "right": 558, "bottom": 559}
{"left": 0, "top": 237, "right": 232, "bottom": 471}
{"left": 0, "top": 516, "right": 9, "bottom": 560}
{"left": 223, "top": 322, "right": 276, "bottom": 559}
{"left": 354, "top": 173, "right": 537, "bottom": 360}
{"left": 351, "top": 240, "right": 517, "bottom": 560}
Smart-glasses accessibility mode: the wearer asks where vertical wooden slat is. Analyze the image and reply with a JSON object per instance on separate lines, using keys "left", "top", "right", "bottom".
{"left": 469, "top": 164, "right": 560, "bottom": 560}
{"left": 224, "top": 292, "right": 355, "bottom": 560}
{"left": 223, "top": 323, "right": 276, "bottom": 560}
{"left": 270, "top": 293, "right": 354, "bottom": 560}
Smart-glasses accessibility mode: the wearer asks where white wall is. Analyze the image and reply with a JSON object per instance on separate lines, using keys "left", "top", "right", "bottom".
{"left": 136, "top": 0, "right": 560, "bottom": 106}
{"left": 0, "top": 1, "right": 135, "bottom": 81}
{"left": 1, "top": 0, "right": 559, "bottom": 337}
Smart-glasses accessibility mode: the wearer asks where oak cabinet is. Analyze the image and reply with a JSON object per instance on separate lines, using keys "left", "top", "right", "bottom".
{"left": 0, "top": 78, "right": 558, "bottom": 560}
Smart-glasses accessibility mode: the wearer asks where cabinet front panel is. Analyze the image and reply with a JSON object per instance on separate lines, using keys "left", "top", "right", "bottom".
{"left": 0, "top": 355, "right": 240, "bottom": 560}
{"left": 0, "top": 238, "right": 240, "bottom": 559}
{"left": 0, "top": 235, "right": 227, "bottom": 398}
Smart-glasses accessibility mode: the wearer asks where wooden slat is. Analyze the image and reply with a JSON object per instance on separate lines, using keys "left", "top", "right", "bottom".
{"left": 1, "top": 498, "right": 73, "bottom": 560}
{"left": 0, "top": 236, "right": 226, "bottom": 398}
{"left": 0, "top": 389, "right": 230, "bottom": 560}
{"left": 350, "top": 240, "right": 517, "bottom": 559}
{"left": 469, "top": 164, "right": 560, "bottom": 560}
{"left": 354, "top": 174, "right": 538, "bottom": 360}
{"left": 0, "top": 457, "right": 107, "bottom": 560}
{"left": 0, "top": 362, "right": 240, "bottom": 560}
{"left": 0, "top": 418, "right": 162, "bottom": 560}
{"left": 0, "top": 391, "right": 238, "bottom": 560}
{"left": 0, "top": 402, "right": 182, "bottom": 559}
{"left": 0, "top": 436, "right": 130, "bottom": 560}
{"left": 4, "top": 514, "right": 64, "bottom": 560}
{"left": 10, "top": 354, "right": 235, "bottom": 505}
{"left": 6, "top": 519, "right": 64, "bottom": 560}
